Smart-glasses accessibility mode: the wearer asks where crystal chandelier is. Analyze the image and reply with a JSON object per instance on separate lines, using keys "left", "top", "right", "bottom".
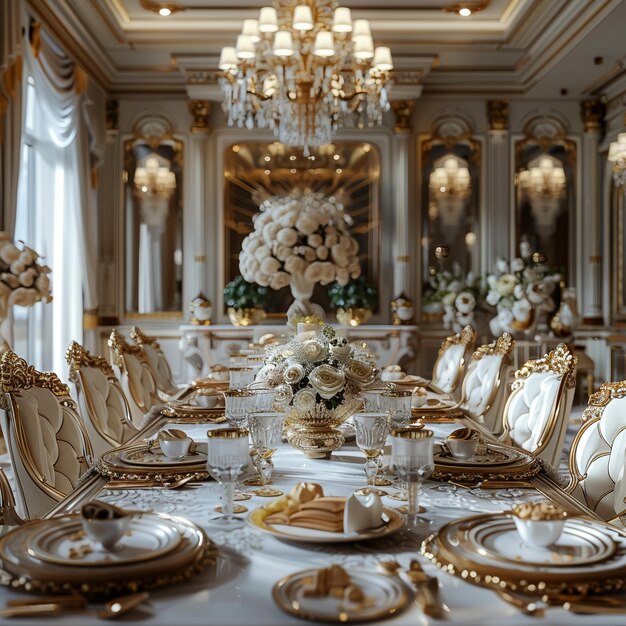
{"left": 428, "top": 155, "right": 471, "bottom": 236}
{"left": 133, "top": 155, "right": 176, "bottom": 197}
{"left": 218, "top": 1, "right": 393, "bottom": 155}
{"left": 609, "top": 132, "right": 626, "bottom": 187}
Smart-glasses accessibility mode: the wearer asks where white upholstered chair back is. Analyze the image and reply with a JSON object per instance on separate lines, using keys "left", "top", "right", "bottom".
{"left": 501, "top": 343, "right": 576, "bottom": 466}
{"left": 460, "top": 333, "right": 514, "bottom": 422}
{"left": 566, "top": 382, "right": 626, "bottom": 522}
{"left": 66, "top": 341, "right": 138, "bottom": 457}
{"left": 430, "top": 325, "right": 476, "bottom": 396}
{"left": 108, "top": 330, "right": 161, "bottom": 427}
{"left": 129, "top": 326, "right": 179, "bottom": 399}
{"left": 0, "top": 350, "right": 93, "bottom": 519}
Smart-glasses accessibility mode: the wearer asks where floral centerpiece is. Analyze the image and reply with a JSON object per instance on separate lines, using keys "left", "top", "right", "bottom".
{"left": 256, "top": 324, "right": 380, "bottom": 458}
{"left": 486, "top": 242, "right": 561, "bottom": 336}
{"left": 0, "top": 233, "right": 52, "bottom": 324}
{"left": 422, "top": 263, "right": 481, "bottom": 331}
{"left": 238, "top": 189, "right": 361, "bottom": 325}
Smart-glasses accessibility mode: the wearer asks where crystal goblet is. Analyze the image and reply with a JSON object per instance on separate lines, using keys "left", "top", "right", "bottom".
{"left": 381, "top": 389, "right": 413, "bottom": 430}
{"left": 229, "top": 366, "right": 254, "bottom": 389}
{"left": 391, "top": 427, "right": 434, "bottom": 529}
{"left": 245, "top": 412, "right": 284, "bottom": 495}
{"left": 223, "top": 389, "right": 253, "bottom": 429}
{"left": 353, "top": 411, "right": 391, "bottom": 496}
{"left": 206, "top": 428, "right": 250, "bottom": 527}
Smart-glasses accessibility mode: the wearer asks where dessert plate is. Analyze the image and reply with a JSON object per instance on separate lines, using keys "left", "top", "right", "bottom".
{"left": 248, "top": 506, "right": 403, "bottom": 543}
{"left": 162, "top": 403, "right": 227, "bottom": 423}
{"left": 273, "top": 567, "right": 411, "bottom": 623}
{"left": 28, "top": 515, "right": 182, "bottom": 567}
{"left": 119, "top": 447, "right": 207, "bottom": 467}
{"left": 434, "top": 443, "right": 520, "bottom": 467}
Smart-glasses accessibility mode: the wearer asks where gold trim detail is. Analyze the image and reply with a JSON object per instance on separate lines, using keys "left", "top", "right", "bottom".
{"left": 580, "top": 99, "right": 605, "bottom": 133}
{"left": 438, "top": 325, "right": 476, "bottom": 358}
{"left": 391, "top": 100, "right": 415, "bottom": 134}
{"left": 513, "top": 343, "right": 577, "bottom": 390}
{"left": 188, "top": 100, "right": 211, "bottom": 134}
{"left": 66, "top": 341, "right": 116, "bottom": 382}
{"left": 129, "top": 325, "right": 160, "bottom": 351}
{"left": 486, "top": 100, "right": 509, "bottom": 131}
{"left": 471, "top": 332, "right": 514, "bottom": 364}
{"left": 0, "top": 350, "right": 69, "bottom": 397}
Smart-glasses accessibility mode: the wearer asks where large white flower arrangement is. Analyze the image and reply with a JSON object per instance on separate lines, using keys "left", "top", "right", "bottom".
{"left": 0, "top": 233, "right": 52, "bottom": 314}
{"left": 486, "top": 242, "right": 561, "bottom": 336}
{"left": 239, "top": 190, "right": 361, "bottom": 298}
{"left": 255, "top": 325, "right": 380, "bottom": 413}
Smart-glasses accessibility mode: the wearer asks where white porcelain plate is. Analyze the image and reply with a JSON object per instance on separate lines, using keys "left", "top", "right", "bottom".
{"left": 118, "top": 447, "right": 207, "bottom": 467}
{"left": 273, "top": 567, "right": 412, "bottom": 623}
{"left": 434, "top": 443, "right": 520, "bottom": 467}
{"left": 28, "top": 515, "right": 182, "bottom": 567}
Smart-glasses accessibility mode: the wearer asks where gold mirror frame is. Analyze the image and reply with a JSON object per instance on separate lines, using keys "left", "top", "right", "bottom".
{"left": 611, "top": 180, "right": 626, "bottom": 322}
{"left": 223, "top": 140, "right": 381, "bottom": 315}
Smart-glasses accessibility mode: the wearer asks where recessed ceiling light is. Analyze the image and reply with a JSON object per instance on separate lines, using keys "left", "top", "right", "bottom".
{"left": 459, "top": 7, "right": 472, "bottom": 16}
{"left": 159, "top": 7, "right": 171, "bottom": 16}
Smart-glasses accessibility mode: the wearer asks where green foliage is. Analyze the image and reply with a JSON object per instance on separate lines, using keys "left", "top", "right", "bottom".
{"left": 328, "top": 276, "right": 378, "bottom": 310}
{"left": 223, "top": 275, "right": 268, "bottom": 309}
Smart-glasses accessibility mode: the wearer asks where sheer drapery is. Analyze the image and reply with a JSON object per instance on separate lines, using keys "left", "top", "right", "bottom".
{"left": 16, "top": 24, "right": 101, "bottom": 374}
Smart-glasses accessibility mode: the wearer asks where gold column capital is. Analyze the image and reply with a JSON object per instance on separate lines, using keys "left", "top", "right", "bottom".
{"left": 486, "top": 100, "right": 509, "bottom": 131}
{"left": 188, "top": 99, "right": 211, "bottom": 134}
{"left": 106, "top": 99, "right": 118, "bottom": 131}
{"left": 391, "top": 100, "right": 416, "bottom": 134}
{"left": 580, "top": 99, "right": 605, "bottom": 133}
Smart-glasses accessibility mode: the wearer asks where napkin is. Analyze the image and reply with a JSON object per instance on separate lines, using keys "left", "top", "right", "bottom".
{"left": 343, "top": 492, "right": 383, "bottom": 533}
{"left": 81, "top": 500, "right": 128, "bottom": 521}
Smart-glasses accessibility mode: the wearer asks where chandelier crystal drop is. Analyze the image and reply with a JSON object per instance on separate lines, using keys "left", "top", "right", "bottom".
{"left": 219, "top": 0, "right": 393, "bottom": 155}
{"left": 609, "top": 132, "right": 626, "bottom": 187}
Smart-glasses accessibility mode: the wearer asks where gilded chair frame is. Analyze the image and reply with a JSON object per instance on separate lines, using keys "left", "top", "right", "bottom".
{"left": 501, "top": 343, "right": 577, "bottom": 459}
{"left": 66, "top": 341, "right": 137, "bottom": 450}
{"left": 0, "top": 351, "right": 93, "bottom": 504}
{"left": 565, "top": 381, "right": 626, "bottom": 519}
{"left": 430, "top": 325, "right": 476, "bottom": 395}
{"left": 0, "top": 467, "right": 23, "bottom": 525}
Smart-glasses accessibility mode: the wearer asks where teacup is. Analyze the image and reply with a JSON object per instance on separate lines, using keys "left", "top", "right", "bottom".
{"left": 160, "top": 437, "right": 192, "bottom": 460}
{"left": 195, "top": 393, "right": 219, "bottom": 408}
{"left": 511, "top": 502, "right": 568, "bottom": 547}
{"left": 81, "top": 509, "right": 131, "bottom": 550}
{"left": 445, "top": 435, "right": 478, "bottom": 460}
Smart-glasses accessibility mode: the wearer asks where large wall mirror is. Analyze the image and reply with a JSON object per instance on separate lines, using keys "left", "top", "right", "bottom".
{"left": 420, "top": 115, "right": 481, "bottom": 283}
{"left": 611, "top": 179, "right": 626, "bottom": 322}
{"left": 123, "top": 116, "right": 183, "bottom": 315}
{"left": 223, "top": 141, "right": 380, "bottom": 315}
{"left": 514, "top": 115, "right": 576, "bottom": 279}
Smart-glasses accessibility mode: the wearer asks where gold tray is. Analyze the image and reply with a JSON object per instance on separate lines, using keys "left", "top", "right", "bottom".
{"left": 162, "top": 403, "right": 227, "bottom": 424}
{"left": 0, "top": 513, "right": 218, "bottom": 598}
{"left": 421, "top": 512, "right": 626, "bottom": 597}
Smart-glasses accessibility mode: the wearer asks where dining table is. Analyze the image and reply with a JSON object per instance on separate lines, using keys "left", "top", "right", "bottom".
{"left": 0, "top": 413, "right": 625, "bottom": 626}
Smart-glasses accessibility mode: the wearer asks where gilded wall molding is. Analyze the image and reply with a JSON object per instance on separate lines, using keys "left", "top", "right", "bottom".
{"left": 188, "top": 99, "right": 211, "bottom": 134}
{"left": 486, "top": 100, "right": 509, "bottom": 131}
{"left": 391, "top": 100, "right": 415, "bottom": 134}
{"left": 580, "top": 98, "right": 606, "bottom": 134}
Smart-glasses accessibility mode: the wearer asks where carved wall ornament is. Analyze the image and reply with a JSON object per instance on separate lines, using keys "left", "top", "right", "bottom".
{"left": 486, "top": 100, "right": 509, "bottom": 131}
{"left": 130, "top": 113, "right": 174, "bottom": 149}
{"left": 580, "top": 99, "right": 606, "bottom": 134}
{"left": 188, "top": 100, "right": 211, "bottom": 134}
{"left": 391, "top": 100, "right": 415, "bottom": 133}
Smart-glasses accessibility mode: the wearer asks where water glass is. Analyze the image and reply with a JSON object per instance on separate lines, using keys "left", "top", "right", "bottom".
{"left": 382, "top": 390, "right": 413, "bottom": 429}
{"left": 362, "top": 389, "right": 385, "bottom": 411}
{"left": 246, "top": 412, "right": 284, "bottom": 489}
{"left": 353, "top": 412, "right": 391, "bottom": 494}
{"left": 391, "top": 427, "right": 434, "bottom": 528}
{"left": 249, "top": 388, "right": 277, "bottom": 412}
{"left": 206, "top": 428, "right": 250, "bottom": 527}
{"left": 229, "top": 366, "right": 255, "bottom": 389}
{"left": 229, "top": 353, "right": 248, "bottom": 368}
{"left": 223, "top": 389, "right": 253, "bottom": 428}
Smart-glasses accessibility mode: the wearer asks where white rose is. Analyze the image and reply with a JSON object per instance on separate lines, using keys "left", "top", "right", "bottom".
{"left": 527, "top": 282, "right": 549, "bottom": 304}
{"left": 511, "top": 257, "right": 524, "bottom": 273}
{"left": 284, "top": 361, "right": 305, "bottom": 385}
{"left": 457, "top": 313, "right": 474, "bottom": 326}
{"left": 496, "top": 258, "right": 509, "bottom": 273}
{"left": 486, "top": 290, "right": 500, "bottom": 306}
{"left": 284, "top": 255, "right": 306, "bottom": 274}
{"left": 344, "top": 359, "right": 376, "bottom": 386}
{"left": 269, "top": 271, "right": 290, "bottom": 290}
{"left": 293, "top": 387, "right": 317, "bottom": 412}
{"left": 495, "top": 274, "right": 517, "bottom": 297}
{"left": 304, "top": 262, "right": 323, "bottom": 283}
{"left": 316, "top": 245, "right": 329, "bottom": 260}
{"left": 455, "top": 291, "right": 476, "bottom": 314}
{"left": 308, "top": 364, "right": 345, "bottom": 400}
{"left": 512, "top": 298, "right": 532, "bottom": 322}
{"left": 496, "top": 308, "right": 514, "bottom": 331}
{"left": 254, "top": 245, "right": 271, "bottom": 261}
{"left": 295, "top": 214, "right": 318, "bottom": 235}
{"left": 273, "top": 384, "right": 294, "bottom": 408}
{"left": 513, "top": 284, "right": 524, "bottom": 300}
{"left": 302, "top": 339, "right": 328, "bottom": 362}
{"left": 307, "top": 234, "right": 323, "bottom": 248}
{"left": 277, "top": 208, "right": 298, "bottom": 228}
{"left": 262, "top": 222, "right": 281, "bottom": 242}
{"left": 260, "top": 257, "right": 281, "bottom": 275}
{"left": 442, "top": 292, "right": 456, "bottom": 306}
{"left": 277, "top": 228, "right": 298, "bottom": 247}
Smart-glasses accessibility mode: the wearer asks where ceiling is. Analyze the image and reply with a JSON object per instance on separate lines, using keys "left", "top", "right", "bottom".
{"left": 26, "top": 0, "right": 626, "bottom": 100}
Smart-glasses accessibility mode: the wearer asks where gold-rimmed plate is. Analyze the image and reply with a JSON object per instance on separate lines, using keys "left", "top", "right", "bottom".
{"left": 162, "top": 404, "right": 227, "bottom": 423}
{"left": 248, "top": 506, "right": 403, "bottom": 544}
{"left": 272, "top": 567, "right": 412, "bottom": 623}
{"left": 467, "top": 516, "right": 617, "bottom": 568}
{"left": 434, "top": 443, "right": 521, "bottom": 468}
{"left": 28, "top": 515, "right": 182, "bottom": 567}
{"left": 118, "top": 447, "right": 207, "bottom": 468}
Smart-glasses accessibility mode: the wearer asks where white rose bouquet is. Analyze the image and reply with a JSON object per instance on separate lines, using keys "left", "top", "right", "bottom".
{"left": 239, "top": 189, "right": 361, "bottom": 321}
{"left": 422, "top": 262, "right": 481, "bottom": 331}
{"left": 486, "top": 241, "right": 561, "bottom": 336}
{"left": 256, "top": 325, "right": 379, "bottom": 414}
{"left": 0, "top": 232, "right": 52, "bottom": 319}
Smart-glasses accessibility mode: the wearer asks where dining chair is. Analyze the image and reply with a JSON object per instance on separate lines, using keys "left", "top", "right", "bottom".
{"left": 500, "top": 343, "right": 577, "bottom": 466}
{"left": 66, "top": 341, "right": 138, "bottom": 457}
{"left": 566, "top": 381, "right": 626, "bottom": 523}
{"left": 0, "top": 467, "right": 23, "bottom": 525}
{"left": 428, "top": 325, "right": 476, "bottom": 399}
{"left": 0, "top": 350, "right": 93, "bottom": 519}
{"left": 108, "top": 329, "right": 161, "bottom": 427}
{"left": 129, "top": 326, "right": 184, "bottom": 400}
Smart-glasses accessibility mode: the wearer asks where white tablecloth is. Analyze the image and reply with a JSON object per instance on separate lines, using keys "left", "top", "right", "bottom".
{"left": 0, "top": 422, "right": 624, "bottom": 625}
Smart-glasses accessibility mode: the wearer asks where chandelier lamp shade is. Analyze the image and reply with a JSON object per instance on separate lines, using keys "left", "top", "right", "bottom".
{"left": 218, "top": 1, "right": 393, "bottom": 154}
{"left": 516, "top": 156, "right": 566, "bottom": 203}
{"left": 609, "top": 132, "right": 626, "bottom": 187}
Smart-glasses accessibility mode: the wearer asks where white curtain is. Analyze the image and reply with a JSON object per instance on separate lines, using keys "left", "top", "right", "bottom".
{"left": 19, "top": 25, "right": 101, "bottom": 374}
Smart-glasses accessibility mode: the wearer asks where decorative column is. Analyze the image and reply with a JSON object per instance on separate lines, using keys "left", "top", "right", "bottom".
{"left": 485, "top": 100, "right": 510, "bottom": 270}
{"left": 579, "top": 98, "right": 605, "bottom": 324}
{"left": 186, "top": 101, "right": 211, "bottom": 317}
{"left": 390, "top": 100, "right": 415, "bottom": 301}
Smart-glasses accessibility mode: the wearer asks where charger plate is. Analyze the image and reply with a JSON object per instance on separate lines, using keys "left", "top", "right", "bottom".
{"left": 0, "top": 513, "right": 218, "bottom": 598}
{"left": 434, "top": 443, "right": 520, "bottom": 468}
{"left": 119, "top": 447, "right": 208, "bottom": 468}
{"left": 162, "top": 404, "right": 227, "bottom": 424}
{"left": 95, "top": 443, "right": 209, "bottom": 483}
{"left": 273, "top": 567, "right": 412, "bottom": 623}
{"left": 28, "top": 514, "right": 182, "bottom": 567}
{"left": 421, "top": 512, "right": 626, "bottom": 596}
{"left": 248, "top": 506, "right": 403, "bottom": 543}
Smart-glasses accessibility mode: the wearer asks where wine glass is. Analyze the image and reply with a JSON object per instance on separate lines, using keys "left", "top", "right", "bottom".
{"left": 249, "top": 387, "right": 277, "bottom": 412}
{"left": 206, "top": 428, "right": 250, "bottom": 528}
{"left": 229, "top": 366, "right": 254, "bottom": 389}
{"left": 391, "top": 427, "right": 434, "bottom": 529}
{"left": 381, "top": 389, "right": 413, "bottom": 429}
{"left": 223, "top": 389, "right": 253, "bottom": 428}
{"left": 353, "top": 412, "right": 391, "bottom": 496}
{"left": 245, "top": 412, "right": 284, "bottom": 496}
{"left": 362, "top": 389, "right": 385, "bottom": 411}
